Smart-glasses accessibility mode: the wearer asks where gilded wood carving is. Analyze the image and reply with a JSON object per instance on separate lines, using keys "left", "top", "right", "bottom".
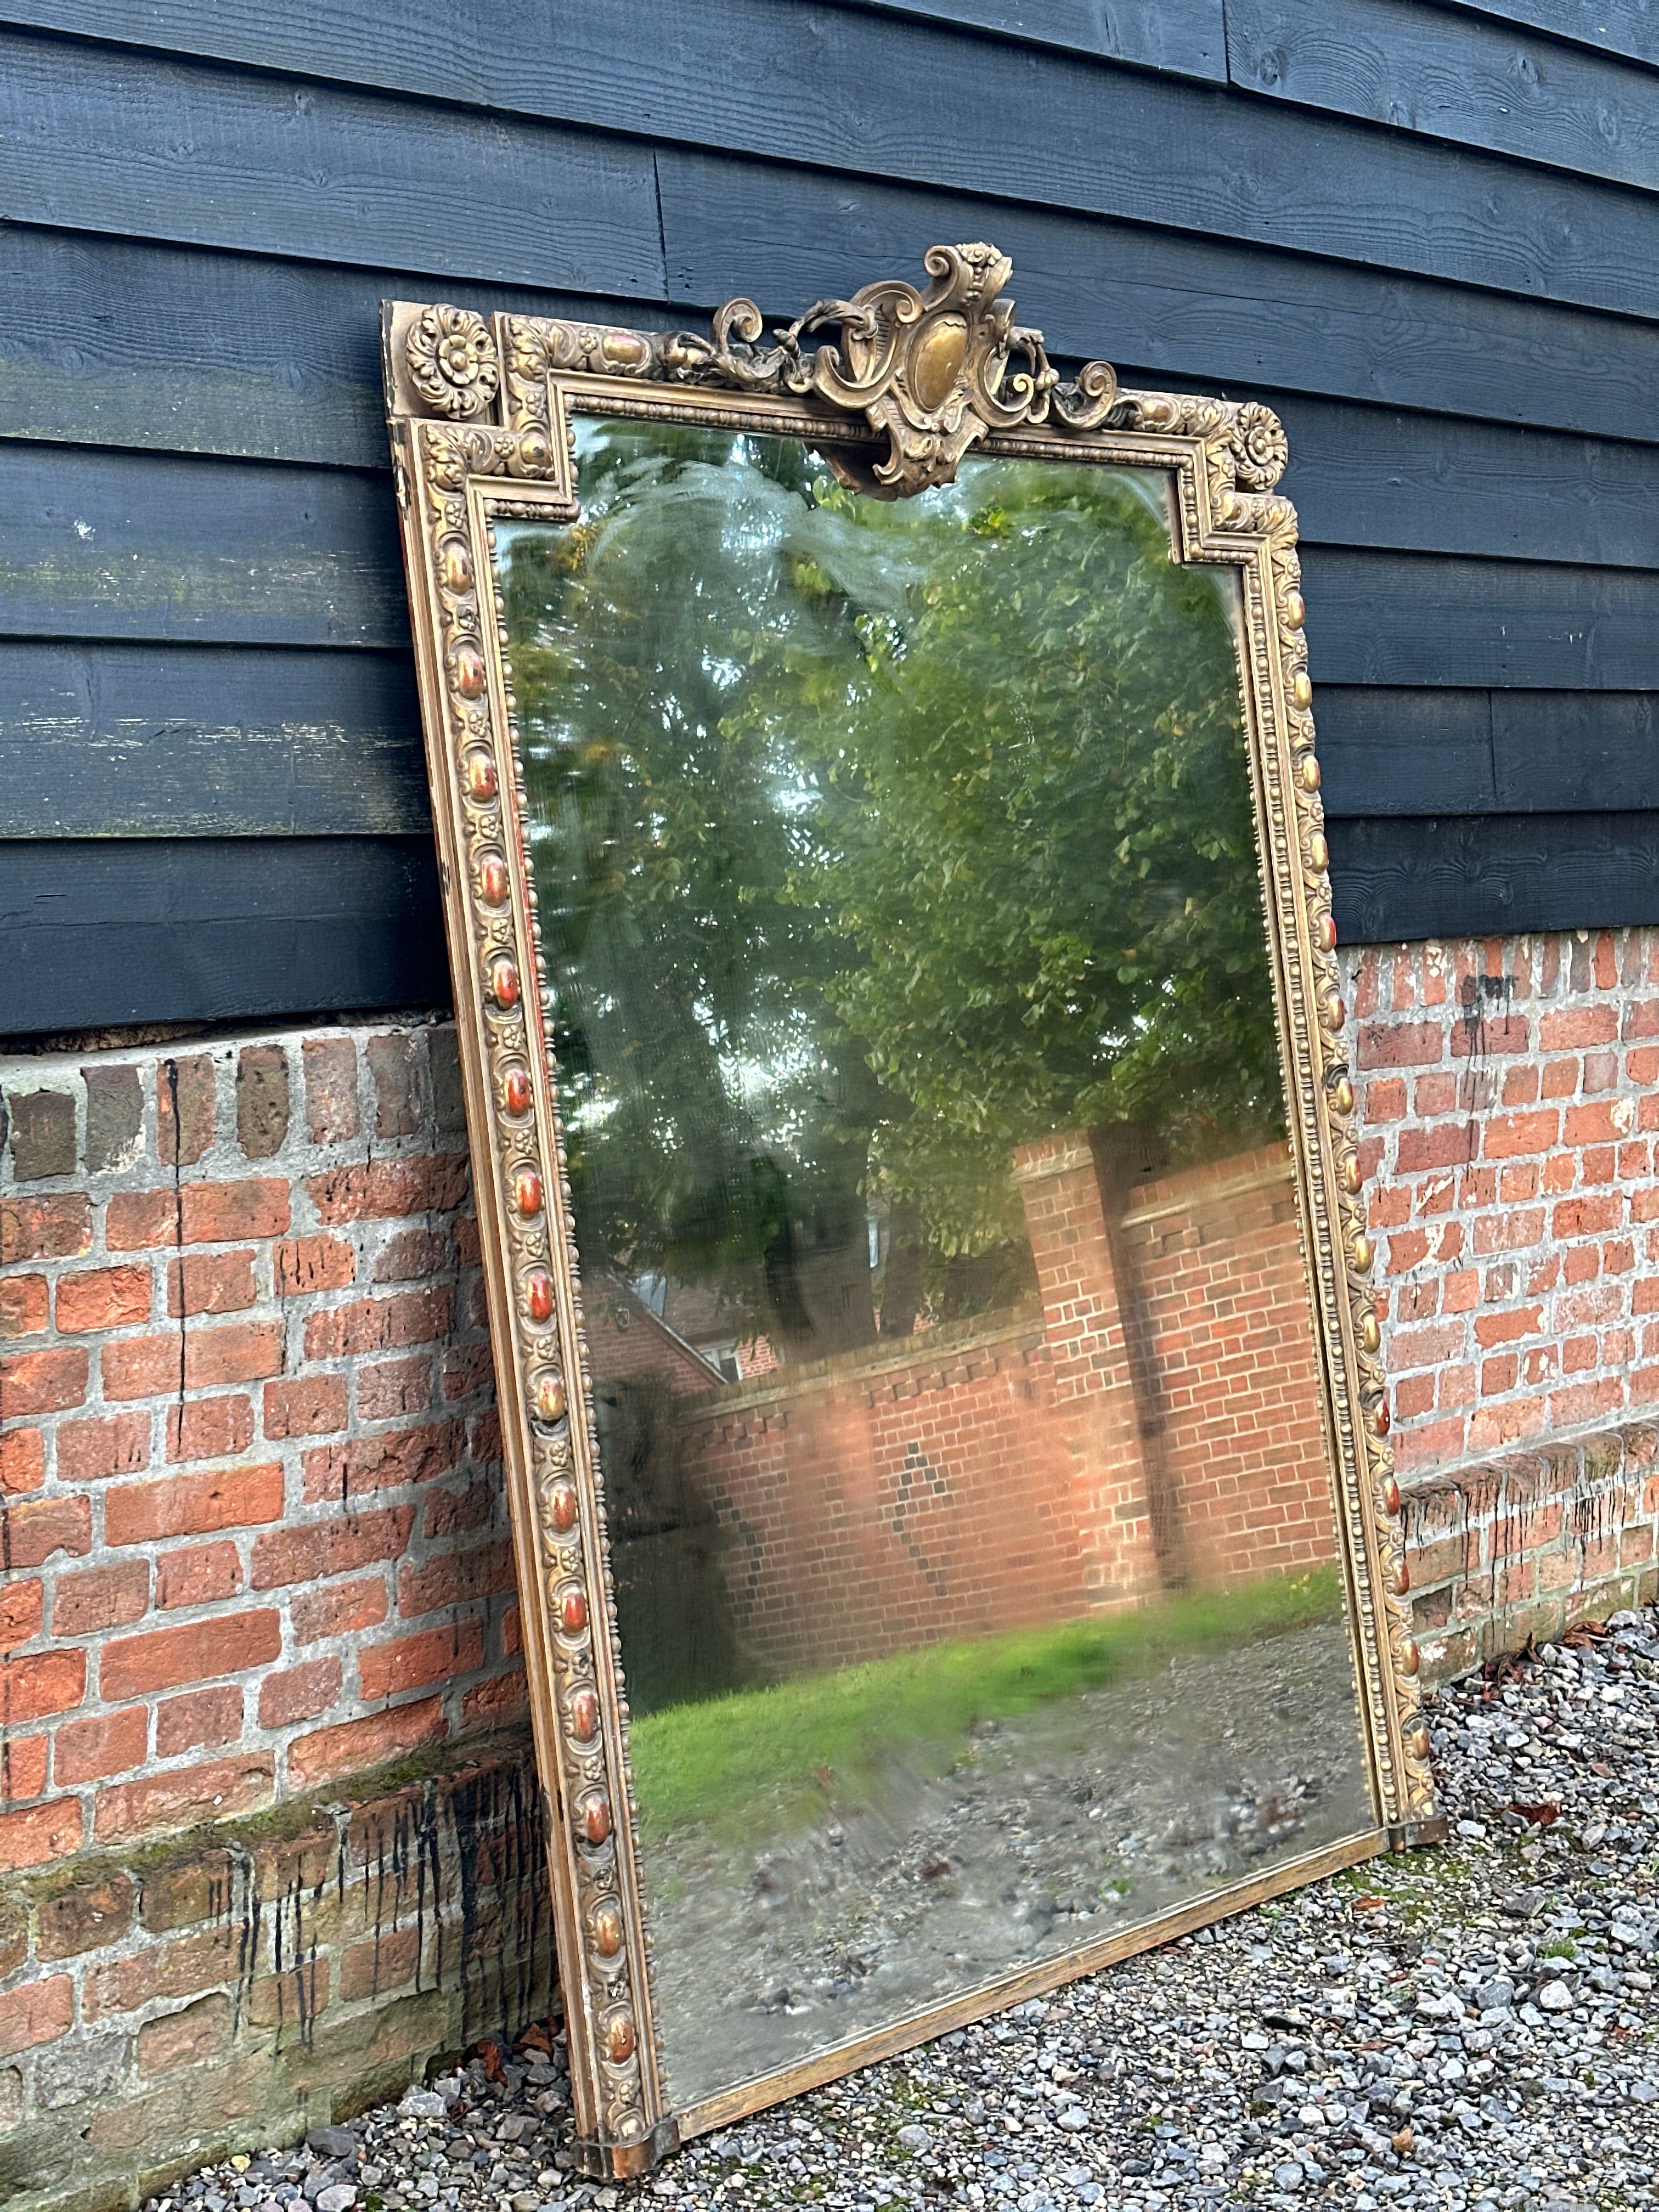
{"left": 383, "top": 248, "right": 1437, "bottom": 2178}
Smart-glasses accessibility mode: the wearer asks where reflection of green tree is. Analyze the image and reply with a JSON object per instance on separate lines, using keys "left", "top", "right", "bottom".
{"left": 501, "top": 423, "right": 1282, "bottom": 1326}
{"left": 736, "top": 464, "right": 1284, "bottom": 1251}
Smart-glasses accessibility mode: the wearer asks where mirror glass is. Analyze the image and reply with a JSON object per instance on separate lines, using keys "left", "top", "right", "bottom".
{"left": 495, "top": 416, "right": 1374, "bottom": 2113}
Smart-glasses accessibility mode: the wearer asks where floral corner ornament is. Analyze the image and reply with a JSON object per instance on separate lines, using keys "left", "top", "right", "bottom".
{"left": 408, "top": 304, "right": 501, "bottom": 419}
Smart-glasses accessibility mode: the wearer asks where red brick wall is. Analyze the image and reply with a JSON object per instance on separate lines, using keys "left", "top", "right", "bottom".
{"left": 6, "top": 926, "right": 1659, "bottom": 2197}
{"left": 1, "top": 1024, "right": 520, "bottom": 1874}
{"left": 1350, "top": 928, "right": 1659, "bottom": 1472}
{"left": 0, "top": 1021, "right": 540, "bottom": 2208}
{"left": 688, "top": 1319, "right": 1087, "bottom": 1672}
{"left": 1345, "top": 927, "right": 1659, "bottom": 1673}
{"left": 679, "top": 1137, "right": 1339, "bottom": 1673}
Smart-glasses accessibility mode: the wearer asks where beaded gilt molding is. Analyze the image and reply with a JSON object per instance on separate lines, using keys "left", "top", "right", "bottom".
{"left": 383, "top": 247, "right": 1438, "bottom": 2177}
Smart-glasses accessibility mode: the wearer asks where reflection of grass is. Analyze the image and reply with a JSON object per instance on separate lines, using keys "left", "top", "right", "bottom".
{"left": 629, "top": 1565, "right": 1342, "bottom": 1844}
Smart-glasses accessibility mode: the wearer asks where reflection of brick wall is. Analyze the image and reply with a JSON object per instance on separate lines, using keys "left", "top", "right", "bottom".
{"left": 678, "top": 1133, "right": 1338, "bottom": 1673}
{"left": 1121, "top": 1148, "right": 1333, "bottom": 1591}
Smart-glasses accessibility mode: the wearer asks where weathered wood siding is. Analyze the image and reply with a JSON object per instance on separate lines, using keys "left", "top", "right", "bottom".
{"left": 3, "top": 1, "right": 1656, "bottom": 1030}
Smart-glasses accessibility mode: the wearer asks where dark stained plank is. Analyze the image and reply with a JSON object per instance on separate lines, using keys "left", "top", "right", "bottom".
{"left": 1316, "top": 689, "right": 1496, "bottom": 818}
{"left": 1329, "top": 812, "right": 1659, "bottom": 943}
{"left": 0, "top": 30, "right": 663, "bottom": 295}
{"left": 848, "top": 0, "right": 1225, "bottom": 74}
{"left": 1228, "top": 0, "right": 1659, "bottom": 191}
{"left": 0, "top": 0, "right": 1227, "bottom": 121}
{"left": 11, "top": 225, "right": 1659, "bottom": 539}
{"left": 0, "top": 444, "right": 405, "bottom": 646}
{"left": 1278, "top": 399, "right": 1659, "bottom": 567}
{"left": 5, "top": 438, "right": 1656, "bottom": 689}
{"left": 1447, "top": 1, "right": 1659, "bottom": 72}
{"left": 7, "top": 669, "right": 1653, "bottom": 845}
{"left": 0, "top": 837, "right": 447, "bottom": 1037}
{"left": 0, "top": 644, "right": 427, "bottom": 836}
{"left": 0, "top": 227, "right": 650, "bottom": 469}
{"left": 1304, "top": 550, "right": 1659, "bottom": 690}
{"left": 10, "top": 12, "right": 1659, "bottom": 318}
{"left": 658, "top": 155, "right": 1659, "bottom": 449}
{"left": 1490, "top": 691, "right": 1659, "bottom": 812}
{"left": 13, "top": 222, "right": 1659, "bottom": 478}
{"left": 1317, "top": 687, "right": 1659, "bottom": 817}
{"left": 8, "top": 146, "right": 1659, "bottom": 469}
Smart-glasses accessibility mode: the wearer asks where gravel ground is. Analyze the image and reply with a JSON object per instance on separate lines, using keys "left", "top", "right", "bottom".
{"left": 151, "top": 1601, "right": 1659, "bottom": 2212}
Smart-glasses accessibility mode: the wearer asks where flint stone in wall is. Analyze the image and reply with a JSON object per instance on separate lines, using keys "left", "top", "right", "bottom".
{"left": 7, "top": 1090, "right": 76, "bottom": 1181}
{"left": 236, "top": 1045, "right": 291, "bottom": 1158}
{"left": 82, "top": 1063, "right": 143, "bottom": 1172}
{"left": 34, "top": 2032, "right": 129, "bottom": 2111}
{"left": 428, "top": 1025, "right": 466, "bottom": 1137}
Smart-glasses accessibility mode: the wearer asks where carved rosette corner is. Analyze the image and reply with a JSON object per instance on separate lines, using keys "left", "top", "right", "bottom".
{"left": 417, "top": 417, "right": 664, "bottom": 2149}
{"left": 407, "top": 305, "right": 502, "bottom": 420}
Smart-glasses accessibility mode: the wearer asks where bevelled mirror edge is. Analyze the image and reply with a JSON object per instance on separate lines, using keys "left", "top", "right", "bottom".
{"left": 381, "top": 251, "right": 1443, "bottom": 2180}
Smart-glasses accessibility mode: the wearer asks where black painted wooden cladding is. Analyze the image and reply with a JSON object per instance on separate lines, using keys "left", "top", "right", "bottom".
{"left": 2, "top": 2, "right": 1657, "bottom": 1032}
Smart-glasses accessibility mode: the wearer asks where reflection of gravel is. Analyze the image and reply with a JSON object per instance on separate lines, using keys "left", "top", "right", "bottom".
{"left": 650, "top": 1617, "right": 1373, "bottom": 2107}
{"left": 156, "top": 1603, "right": 1659, "bottom": 2212}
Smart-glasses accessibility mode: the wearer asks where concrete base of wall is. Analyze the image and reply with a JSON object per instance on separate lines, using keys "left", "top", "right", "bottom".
{"left": 0, "top": 1734, "right": 550, "bottom": 2212}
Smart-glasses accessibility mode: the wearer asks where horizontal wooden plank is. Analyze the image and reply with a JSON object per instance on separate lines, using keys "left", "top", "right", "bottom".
{"left": 1317, "top": 689, "right": 1496, "bottom": 818}
{"left": 7, "top": 656, "right": 1654, "bottom": 845}
{"left": 1228, "top": 0, "right": 1659, "bottom": 191}
{"left": 1329, "top": 811, "right": 1659, "bottom": 943}
{"left": 10, "top": 11, "right": 1659, "bottom": 321}
{"left": 8, "top": 811, "right": 1652, "bottom": 1022}
{"left": 848, "top": 0, "right": 1226, "bottom": 75}
{"left": 659, "top": 155, "right": 1659, "bottom": 449}
{"left": 13, "top": 222, "right": 1659, "bottom": 483}
{"left": 0, "top": 644, "right": 427, "bottom": 834}
{"left": 47, "top": 254, "right": 1659, "bottom": 579}
{"left": 0, "top": 29, "right": 664, "bottom": 295}
{"left": 1317, "top": 687, "right": 1659, "bottom": 817}
{"left": 0, "top": 443, "right": 404, "bottom": 645}
{"left": 1303, "top": 550, "right": 1659, "bottom": 690}
{"left": 1446, "top": 1, "right": 1659, "bottom": 72}
{"left": 1490, "top": 690, "right": 1659, "bottom": 813}
{"left": 4, "top": 453, "right": 1655, "bottom": 692}
{"left": 0, "top": 227, "right": 647, "bottom": 469}
{"left": 0, "top": 837, "right": 447, "bottom": 1036}
{"left": 4, "top": 815, "right": 1656, "bottom": 1033}
{"left": 1278, "top": 399, "right": 1659, "bottom": 567}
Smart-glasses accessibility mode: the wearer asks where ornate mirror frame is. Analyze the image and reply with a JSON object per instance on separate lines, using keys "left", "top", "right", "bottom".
{"left": 381, "top": 247, "right": 1440, "bottom": 2180}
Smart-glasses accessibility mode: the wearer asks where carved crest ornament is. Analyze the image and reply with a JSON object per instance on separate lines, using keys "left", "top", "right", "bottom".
{"left": 382, "top": 248, "right": 1437, "bottom": 2179}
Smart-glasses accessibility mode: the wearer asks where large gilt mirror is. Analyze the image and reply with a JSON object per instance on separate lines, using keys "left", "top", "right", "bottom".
{"left": 383, "top": 249, "right": 1438, "bottom": 2176}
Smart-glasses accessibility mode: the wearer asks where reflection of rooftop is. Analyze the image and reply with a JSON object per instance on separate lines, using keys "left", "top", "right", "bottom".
{"left": 623, "top": 1273, "right": 778, "bottom": 1385}
{"left": 585, "top": 1277, "right": 726, "bottom": 1391}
